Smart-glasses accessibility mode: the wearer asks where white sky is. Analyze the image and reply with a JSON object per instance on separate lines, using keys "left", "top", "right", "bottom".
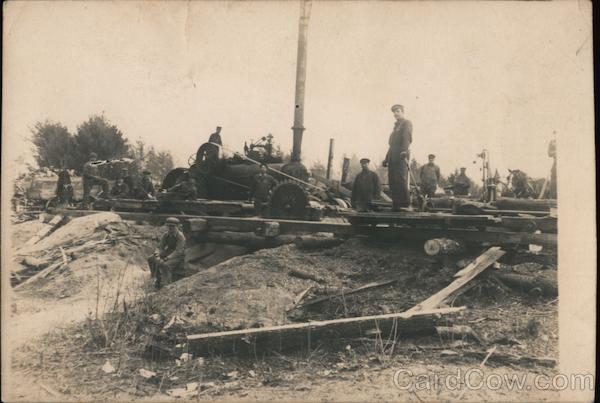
{"left": 3, "top": 0, "right": 593, "bottom": 182}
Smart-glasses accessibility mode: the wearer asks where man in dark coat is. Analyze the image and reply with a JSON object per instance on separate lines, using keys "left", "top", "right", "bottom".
{"left": 383, "top": 104, "right": 412, "bottom": 210}
{"left": 419, "top": 154, "right": 441, "bottom": 198}
{"left": 251, "top": 163, "right": 276, "bottom": 213}
{"left": 351, "top": 158, "right": 381, "bottom": 212}
{"left": 56, "top": 167, "right": 74, "bottom": 206}
{"left": 206, "top": 126, "right": 222, "bottom": 162}
{"left": 453, "top": 167, "right": 471, "bottom": 196}
{"left": 147, "top": 217, "right": 186, "bottom": 289}
{"left": 110, "top": 178, "right": 130, "bottom": 198}
{"left": 139, "top": 170, "right": 156, "bottom": 199}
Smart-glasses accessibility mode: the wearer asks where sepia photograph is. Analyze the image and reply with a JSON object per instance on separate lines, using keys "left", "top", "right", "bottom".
{"left": 2, "top": 1, "right": 595, "bottom": 401}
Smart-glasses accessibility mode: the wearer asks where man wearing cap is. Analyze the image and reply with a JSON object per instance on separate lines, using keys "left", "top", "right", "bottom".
{"left": 147, "top": 217, "right": 186, "bottom": 289}
{"left": 419, "top": 154, "right": 441, "bottom": 198}
{"left": 139, "top": 170, "right": 156, "bottom": 199}
{"left": 251, "top": 163, "right": 276, "bottom": 214}
{"left": 82, "top": 152, "right": 109, "bottom": 205}
{"left": 119, "top": 168, "right": 136, "bottom": 193}
{"left": 383, "top": 104, "right": 412, "bottom": 210}
{"left": 206, "top": 126, "right": 223, "bottom": 162}
{"left": 110, "top": 178, "right": 131, "bottom": 198}
{"left": 351, "top": 158, "right": 381, "bottom": 212}
{"left": 452, "top": 167, "right": 471, "bottom": 196}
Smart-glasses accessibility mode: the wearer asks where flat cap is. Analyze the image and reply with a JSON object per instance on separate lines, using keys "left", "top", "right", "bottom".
{"left": 89, "top": 152, "right": 98, "bottom": 158}
{"left": 359, "top": 158, "right": 370, "bottom": 164}
{"left": 142, "top": 169, "right": 151, "bottom": 175}
{"left": 391, "top": 104, "right": 404, "bottom": 112}
{"left": 428, "top": 154, "right": 435, "bottom": 159}
{"left": 166, "top": 217, "right": 180, "bottom": 225}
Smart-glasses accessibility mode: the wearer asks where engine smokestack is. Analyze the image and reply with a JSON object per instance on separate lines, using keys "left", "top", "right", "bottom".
{"left": 291, "top": 0, "right": 311, "bottom": 163}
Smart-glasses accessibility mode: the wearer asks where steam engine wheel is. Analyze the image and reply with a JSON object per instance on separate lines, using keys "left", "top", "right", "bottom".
{"left": 269, "top": 180, "right": 309, "bottom": 220}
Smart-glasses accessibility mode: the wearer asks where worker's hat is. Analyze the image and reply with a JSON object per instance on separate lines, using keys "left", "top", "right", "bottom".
{"left": 142, "top": 169, "right": 151, "bottom": 175}
{"left": 428, "top": 154, "right": 436, "bottom": 159}
{"left": 460, "top": 167, "right": 467, "bottom": 170}
{"left": 166, "top": 217, "right": 180, "bottom": 226}
{"left": 391, "top": 104, "right": 404, "bottom": 112}
{"left": 89, "top": 152, "right": 98, "bottom": 159}
{"left": 359, "top": 158, "right": 370, "bottom": 164}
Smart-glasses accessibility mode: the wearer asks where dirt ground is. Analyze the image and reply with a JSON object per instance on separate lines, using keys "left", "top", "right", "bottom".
{"left": 5, "top": 214, "right": 562, "bottom": 402}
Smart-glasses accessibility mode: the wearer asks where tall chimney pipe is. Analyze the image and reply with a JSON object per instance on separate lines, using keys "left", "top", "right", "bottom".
{"left": 291, "top": 1, "right": 311, "bottom": 163}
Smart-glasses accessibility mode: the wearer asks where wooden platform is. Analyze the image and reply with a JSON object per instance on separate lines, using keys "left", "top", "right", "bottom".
{"left": 50, "top": 208, "right": 557, "bottom": 247}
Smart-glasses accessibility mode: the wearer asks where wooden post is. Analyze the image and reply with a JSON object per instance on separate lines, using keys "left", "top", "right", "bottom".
{"left": 341, "top": 156, "right": 350, "bottom": 183}
{"left": 326, "top": 138, "right": 334, "bottom": 180}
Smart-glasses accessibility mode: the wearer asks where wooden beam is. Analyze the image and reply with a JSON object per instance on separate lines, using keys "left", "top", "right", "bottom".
{"left": 191, "top": 231, "right": 296, "bottom": 249}
{"left": 50, "top": 209, "right": 557, "bottom": 247}
{"left": 19, "top": 214, "right": 64, "bottom": 249}
{"left": 406, "top": 247, "right": 505, "bottom": 313}
{"left": 185, "top": 307, "right": 465, "bottom": 356}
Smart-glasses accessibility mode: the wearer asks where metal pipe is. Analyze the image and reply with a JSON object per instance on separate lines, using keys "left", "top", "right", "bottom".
{"left": 291, "top": 0, "right": 312, "bottom": 162}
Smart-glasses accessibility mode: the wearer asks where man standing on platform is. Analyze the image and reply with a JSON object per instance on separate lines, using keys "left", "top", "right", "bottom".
{"left": 251, "top": 163, "right": 276, "bottom": 214}
{"left": 383, "top": 104, "right": 412, "bottom": 211}
{"left": 419, "top": 154, "right": 441, "bottom": 198}
{"left": 453, "top": 167, "right": 471, "bottom": 196}
{"left": 351, "top": 158, "right": 381, "bottom": 212}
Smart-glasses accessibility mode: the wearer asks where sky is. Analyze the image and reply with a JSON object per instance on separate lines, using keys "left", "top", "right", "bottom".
{"left": 3, "top": 0, "right": 593, "bottom": 183}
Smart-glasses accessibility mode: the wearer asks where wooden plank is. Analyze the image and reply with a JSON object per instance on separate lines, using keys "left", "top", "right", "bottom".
{"left": 186, "top": 307, "right": 465, "bottom": 356}
{"left": 406, "top": 247, "right": 505, "bottom": 313}
{"left": 20, "top": 214, "right": 64, "bottom": 248}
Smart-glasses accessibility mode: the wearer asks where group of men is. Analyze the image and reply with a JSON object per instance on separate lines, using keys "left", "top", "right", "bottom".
{"left": 351, "top": 104, "right": 471, "bottom": 211}
{"left": 79, "top": 152, "right": 156, "bottom": 205}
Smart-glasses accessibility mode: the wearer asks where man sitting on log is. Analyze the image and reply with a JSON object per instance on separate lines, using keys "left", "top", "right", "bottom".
{"left": 147, "top": 217, "right": 186, "bottom": 289}
{"left": 110, "top": 178, "right": 130, "bottom": 199}
{"left": 351, "top": 158, "right": 381, "bottom": 212}
{"left": 138, "top": 170, "right": 156, "bottom": 200}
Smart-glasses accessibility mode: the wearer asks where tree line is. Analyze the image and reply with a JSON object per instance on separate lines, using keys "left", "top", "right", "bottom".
{"left": 31, "top": 114, "right": 174, "bottom": 180}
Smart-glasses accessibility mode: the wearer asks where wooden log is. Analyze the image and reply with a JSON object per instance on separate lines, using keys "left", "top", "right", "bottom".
{"left": 294, "top": 235, "right": 343, "bottom": 250}
{"left": 20, "top": 214, "right": 64, "bottom": 248}
{"left": 192, "top": 231, "right": 296, "bottom": 249}
{"left": 491, "top": 198, "right": 556, "bottom": 212}
{"left": 423, "top": 238, "right": 465, "bottom": 256}
{"left": 260, "top": 221, "right": 280, "bottom": 238}
{"left": 406, "top": 247, "right": 505, "bottom": 313}
{"left": 14, "top": 260, "right": 66, "bottom": 290}
{"left": 492, "top": 272, "right": 557, "bottom": 297}
{"left": 186, "top": 307, "right": 465, "bottom": 356}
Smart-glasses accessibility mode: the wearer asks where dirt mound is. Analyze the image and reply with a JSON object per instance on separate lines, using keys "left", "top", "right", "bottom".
{"left": 149, "top": 238, "right": 452, "bottom": 332}
{"left": 13, "top": 213, "right": 163, "bottom": 301}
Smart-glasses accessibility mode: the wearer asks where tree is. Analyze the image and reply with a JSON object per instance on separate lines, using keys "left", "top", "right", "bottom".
{"left": 145, "top": 149, "right": 174, "bottom": 182}
{"left": 73, "top": 114, "right": 129, "bottom": 169}
{"left": 309, "top": 160, "right": 327, "bottom": 178}
{"left": 30, "top": 121, "right": 77, "bottom": 169}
